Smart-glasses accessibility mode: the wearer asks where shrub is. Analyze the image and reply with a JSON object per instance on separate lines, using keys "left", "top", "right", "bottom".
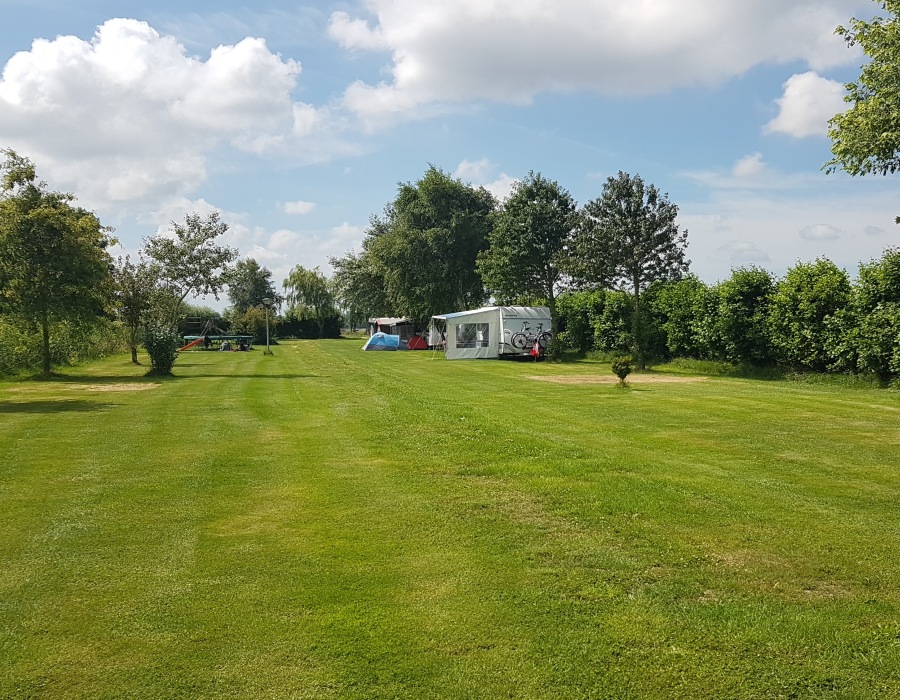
{"left": 611, "top": 355, "right": 633, "bottom": 385}
{"left": 143, "top": 325, "right": 180, "bottom": 375}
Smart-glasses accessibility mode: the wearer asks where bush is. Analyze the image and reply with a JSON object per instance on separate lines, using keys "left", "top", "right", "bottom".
{"left": 143, "top": 325, "right": 180, "bottom": 375}
{"left": 611, "top": 355, "right": 633, "bottom": 385}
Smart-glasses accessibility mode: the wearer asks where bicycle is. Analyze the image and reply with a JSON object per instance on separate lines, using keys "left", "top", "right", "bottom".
{"left": 509, "top": 321, "right": 552, "bottom": 351}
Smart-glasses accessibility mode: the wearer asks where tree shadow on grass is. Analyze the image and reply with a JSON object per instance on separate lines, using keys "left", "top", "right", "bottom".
{"left": 0, "top": 400, "right": 115, "bottom": 414}
{"left": 183, "top": 373, "right": 320, "bottom": 379}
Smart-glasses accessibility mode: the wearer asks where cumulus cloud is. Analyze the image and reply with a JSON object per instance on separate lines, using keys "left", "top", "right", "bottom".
{"left": 455, "top": 158, "right": 516, "bottom": 201}
{"left": 283, "top": 200, "right": 317, "bottom": 215}
{"left": 328, "top": 0, "right": 865, "bottom": 125}
{"left": 799, "top": 223, "right": 842, "bottom": 241}
{"left": 0, "top": 18, "right": 323, "bottom": 211}
{"left": 765, "top": 71, "right": 847, "bottom": 138}
{"left": 733, "top": 153, "right": 766, "bottom": 178}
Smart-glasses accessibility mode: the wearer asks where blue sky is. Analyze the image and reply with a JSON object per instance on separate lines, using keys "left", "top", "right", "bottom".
{"left": 1, "top": 0, "right": 897, "bottom": 309}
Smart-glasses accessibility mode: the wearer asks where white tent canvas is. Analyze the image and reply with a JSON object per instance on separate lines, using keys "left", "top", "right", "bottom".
{"left": 432, "top": 306, "right": 551, "bottom": 360}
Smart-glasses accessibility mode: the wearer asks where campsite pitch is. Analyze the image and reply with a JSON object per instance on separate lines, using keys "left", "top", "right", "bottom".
{"left": 1, "top": 340, "right": 899, "bottom": 699}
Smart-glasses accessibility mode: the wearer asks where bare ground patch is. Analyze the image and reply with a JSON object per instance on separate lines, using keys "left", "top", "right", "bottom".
{"left": 10, "top": 382, "right": 160, "bottom": 393}
{"left": 527, "top": 374, "right": 709, "bottom": 385}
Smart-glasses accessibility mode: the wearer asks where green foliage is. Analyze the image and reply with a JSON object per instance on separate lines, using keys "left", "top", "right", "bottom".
{"left": 0, "top": 316, "right": 126, "bottom": 377}
{"left": 142, "top": 211, "right": 238, "bottom": 325}
{"left": 143, "top": 325, "right": 180, "bottom": 375}
{"left": 333, "top": 167, "right": 495, "bottom": 324}
{"left": 0, "top": 149, "right": 116, "bottom": 377}
{"left": 226, "top": 258, "right": 278, "bottom": 315}
{"left": 652, "top": 275, "right": 717, "bottom": 359}
{"left": 283, "top": 265, "right": 338, "bottom": 338}
{"left": 229, "top": 306, "right": 269, "bottom": 344}
{"left": 827, "top": 2, "right": 900, "bottom": 181}
{"left": 572, "top": 171, "right": 689, "bottom": 369}
{"left": 555, "top": 290, "right": 607, "bottom": 354}
{"left": 611, "top": 355, "right": 633, "bottom": 384}
{"left": 715, "top": 266, "right": 775, "bottom": 366}
{"left": 769, "top": 258, "right": 851, "bottom": 371}
{"left": 478, "top": 171, "right": 577, "bottom": 337}
{"left": 112, "top": 255, "right": 157, "bottom": 364}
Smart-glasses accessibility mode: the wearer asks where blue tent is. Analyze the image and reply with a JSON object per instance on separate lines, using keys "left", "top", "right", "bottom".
{"left": 361, "top": 332, "right": 407, "bottom": 351}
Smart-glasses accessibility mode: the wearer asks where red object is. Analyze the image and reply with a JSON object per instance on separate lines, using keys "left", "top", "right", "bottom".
{"left": 530, "top": 340, "right": 540, "bottom": 358}
{"left": 407, "top": 335, "right": 428, "bottom": 350}
{"left": 179, "top": 337, "right": 204, "bottom": 351}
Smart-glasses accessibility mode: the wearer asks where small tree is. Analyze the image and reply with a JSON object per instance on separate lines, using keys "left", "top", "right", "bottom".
{"left": 611, "top": 356, "right": 633, "bottom": 386}
{"left": 143, "top": 212, "right": 238, "bottom": 325}
{"left": 112, "top": 255, "right": 157, "bottom": 364}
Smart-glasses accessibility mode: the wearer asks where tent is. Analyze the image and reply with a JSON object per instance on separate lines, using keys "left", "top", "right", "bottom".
{"left": 431, "top": 306, "right": 552, "bottom": 360}
{"left": 361, "top": 332, "right": 407, "bottom": 351}
{"left": 368, "top": 317, "right": 414, "bottom": 339}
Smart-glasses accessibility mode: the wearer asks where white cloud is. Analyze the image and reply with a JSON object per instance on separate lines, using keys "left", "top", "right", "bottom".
{"left": 329, "top": 0, "right": 866, "bottom": 125}
{"left": 332, "top": 222, "right": 364, "bottom": 239}
{"left": 454, "top": 158, "right": 516, "bottom": 201}
{"left": 720, "top": 240, "right": 772, "bottom": 263}
{"left": 283, "top": 200, "right": 317, "bottom": 215}
{"left": 0, "top": 18, "right": 326, "bottom": 212}
{"left": 765, "top": 71, "right": 847, "bottom": 138}
{"left": 799, "top": 223, "right": 842, "bottom": 241}
{"left": 865, "top": 225, "right": 886, "bottom": 237}
{"left": 733, "top": 153, "right": 766, "bottom": 178}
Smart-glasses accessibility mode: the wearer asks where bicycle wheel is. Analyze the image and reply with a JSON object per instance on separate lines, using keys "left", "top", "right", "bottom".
{"left": 510, "top": 332, "right": 529, "bottom": 350}
{"left": 537, "top": 331, "right": 552, "bottom": 349}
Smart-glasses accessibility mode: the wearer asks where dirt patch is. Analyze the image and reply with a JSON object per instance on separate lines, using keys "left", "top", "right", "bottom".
{"left": 60, "top": 383, "right": 161, "bottom": 393}
{"left": 527, "top": 374, "right": 709, "bottom": 385}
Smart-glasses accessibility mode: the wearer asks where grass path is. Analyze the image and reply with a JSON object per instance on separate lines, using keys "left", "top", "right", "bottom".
{"left": 1, "top": 341, "right": 899, "bottom": 698}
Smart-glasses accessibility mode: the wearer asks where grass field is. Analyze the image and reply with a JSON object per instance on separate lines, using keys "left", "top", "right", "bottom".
{"left": 1, "top": 340, "right": 899, "bottom": 699}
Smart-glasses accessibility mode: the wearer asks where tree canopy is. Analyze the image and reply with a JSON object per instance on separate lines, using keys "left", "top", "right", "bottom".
{"left": 283, "top": 265, "right": 338, "bottom": 338}
{"left": 333, "top": 167, "right": 495, "bottom": 324}
{"left": 226, "top": 257, "right": 278, "bottom": 315}
{"left": 0, "top": 149, "right": 115, "bottom": 377}
{"left": 477, "top": 171, "right": 577, "bottom": 340}
{"left": 143, "top": 211, "right": 238, "bottom": 325}
{"left": 112, "top": 255, "right": 157, "bottom": 364}
{"left": 827, "top": 1, "right": 900, "bottom": 180}
{"left": 572, "top": 171, "right": 689, "bottom": 368}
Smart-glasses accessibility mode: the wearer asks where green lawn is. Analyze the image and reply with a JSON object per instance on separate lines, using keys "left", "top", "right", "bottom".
{"left": 1, "top": 340, "right": 899, "bottom": 699}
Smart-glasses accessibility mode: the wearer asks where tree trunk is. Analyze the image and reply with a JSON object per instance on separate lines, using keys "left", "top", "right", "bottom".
{"left": 131, "top": 345, "right": 139, "bottom": 364}
{"left": 41, "top": 308, "right": 51, "bottom": 379}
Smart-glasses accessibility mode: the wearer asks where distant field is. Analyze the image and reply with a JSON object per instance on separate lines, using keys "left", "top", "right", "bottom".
{"left": 1, "top": 340, "right": 899, "bottom": 699}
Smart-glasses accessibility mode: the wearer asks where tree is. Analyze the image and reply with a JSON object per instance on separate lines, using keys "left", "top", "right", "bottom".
{"left": 112, "top": 255, "right": 157, "bottom": 364}
{"left": 142, "top": 211, "right": 238, "bottom": 325}
{"left": 572, "top": 171, "right": 689, "bottom": 369}
{"left": 477, "top": 172, "right": 578, "bottom": 344}
{"left": 226, "top": 257, "right": 278, "bottom": 315}
{"left": 330, "top": 245, "right": 391, "bottom": 324}
{"left": 0, "top": 149, "right": 115, "bottom": 378}
{"left": 283, "top": 265, "right": 338, "bottom": 338}
{"left": 768, "top": 258, "right": 852, "bottom": 371}
{"left": 827, "top": 1, "right": 900, "bottom": 187}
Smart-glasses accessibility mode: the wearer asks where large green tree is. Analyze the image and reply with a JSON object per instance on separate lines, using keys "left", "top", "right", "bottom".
{"left": 334, "top": 167, "right": 495, "bottom": 325}
{"left": 827, "top": 1, "right": 900, "bottom": 186}
{"left": 0, "top": 149, "right": 115, "bottom": 378}
{"left": 142, "top": 211, "right": 238, "bottom": 325}
{"left": 226, "top": 257, "right": 278, "bottom": 315}
{"left": 572, "top": 171, "right": 689, "bottom": 369}
{"left": 477, "top": 172, "right": 577, "bottom": 342}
